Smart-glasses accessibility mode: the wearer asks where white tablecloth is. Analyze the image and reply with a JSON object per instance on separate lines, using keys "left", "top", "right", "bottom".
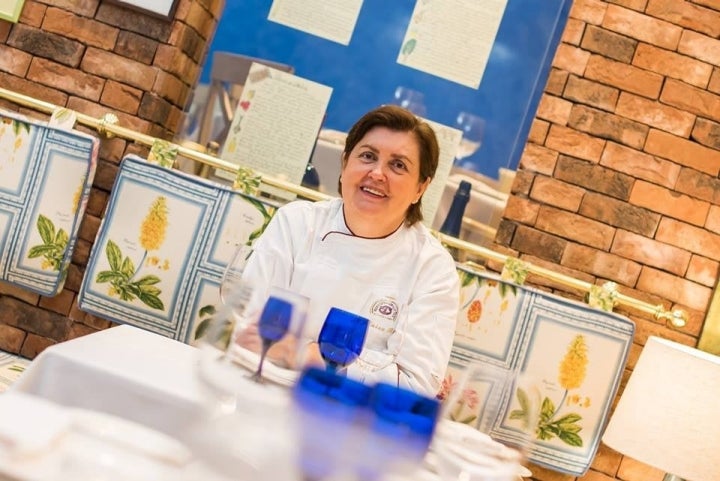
{"left": 11, "top": 325, "right": 205, "bottom": 439}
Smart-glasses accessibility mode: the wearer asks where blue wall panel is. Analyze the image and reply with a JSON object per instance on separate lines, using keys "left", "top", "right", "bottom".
{"left": 203, "top": 0, "right": 571, "bottom": 179}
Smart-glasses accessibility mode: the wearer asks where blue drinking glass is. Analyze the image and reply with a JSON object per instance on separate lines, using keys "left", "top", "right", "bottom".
{"left": 318, "top": 307, "right": 369, "bottom": 373}
{"left": 251, "top": 295, "right": 293, "bottom": 382}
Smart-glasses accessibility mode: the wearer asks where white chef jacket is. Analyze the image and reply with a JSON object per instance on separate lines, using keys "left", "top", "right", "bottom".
{"left": 242, "top": 198, "right": 460, "bottom": 397}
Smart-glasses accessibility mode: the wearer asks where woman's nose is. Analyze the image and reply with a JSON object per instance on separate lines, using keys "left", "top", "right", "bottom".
{"left": 368, "top": 161, "right": 386, "bottom": 178}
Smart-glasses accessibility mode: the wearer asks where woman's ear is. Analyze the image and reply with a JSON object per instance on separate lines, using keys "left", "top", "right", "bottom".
{"left": 415, "top": 177, "right": 431, "bottom": 202}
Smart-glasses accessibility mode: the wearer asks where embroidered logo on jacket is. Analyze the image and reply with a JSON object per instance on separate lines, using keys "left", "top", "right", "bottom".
{"left": 370, "top": 297, "right": 399, "bottom": 322}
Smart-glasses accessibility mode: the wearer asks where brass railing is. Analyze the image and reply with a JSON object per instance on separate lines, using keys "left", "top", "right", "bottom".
{"left": 0, "top": 86, "right": 687, "bottom": 327}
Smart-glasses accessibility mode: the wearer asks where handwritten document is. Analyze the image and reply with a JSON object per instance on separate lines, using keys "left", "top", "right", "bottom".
{"left": 220, "top": 63, "right": 333, "bottom": 197}
{"left": 398, "top": 0, "right": 508, "bottom": 89}
{"left": 421, "top": 119, "right": 462, "bottom": 228}
{"left": 268, "top": 0, "right": 364, "bottom": 46}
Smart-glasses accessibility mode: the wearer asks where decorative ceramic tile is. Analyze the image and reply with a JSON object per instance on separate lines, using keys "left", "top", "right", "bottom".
{"left": 0, "top": 110, "right": 98, "bottom": 296}
{"left": 444, "top": 266, "right": 635, "bottom": 476}
{"left": 77, "top": 155, "right": 278, "bottom": 342}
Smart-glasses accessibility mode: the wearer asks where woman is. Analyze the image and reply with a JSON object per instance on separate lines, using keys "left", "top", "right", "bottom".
{"left": 243, "top": 105, "right": 459, "bottom": 396}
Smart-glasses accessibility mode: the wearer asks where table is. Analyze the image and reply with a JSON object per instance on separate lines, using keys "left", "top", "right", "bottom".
{"left": 11, "top": 325, "right": 206, "bottom": 439}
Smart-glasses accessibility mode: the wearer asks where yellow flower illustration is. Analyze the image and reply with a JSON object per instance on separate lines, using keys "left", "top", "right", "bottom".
{"left": 139, "top": 196, "right": 168, "bottom": 251}
{"left": 71, "top": 180, "right": 84, "bottom": 213}
{"left": 559, "top": 334, "right": 588, "bottom": 390}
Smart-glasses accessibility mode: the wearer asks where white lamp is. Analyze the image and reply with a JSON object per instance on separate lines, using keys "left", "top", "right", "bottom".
{"left": 602, "top": 336, "right": 720, "bottom": 481}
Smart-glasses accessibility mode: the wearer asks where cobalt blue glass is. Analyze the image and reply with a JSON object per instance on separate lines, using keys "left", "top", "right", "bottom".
{"left": 251, "top": 295, "right": 293, "bottom": 382}
{"left": 318, "top": 307, "right": 369, "bottom": 373}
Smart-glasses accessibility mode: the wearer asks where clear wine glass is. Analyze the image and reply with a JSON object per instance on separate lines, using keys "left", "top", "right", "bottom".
{"left": 352, "top": 298, "right": 407, "bottom": 377}
{"left": 434, "top": 362, "right": 539, "bottom": 481}
{"left": 318, "top": 307, "right": 369, "bottom": 373}
{"left": 454, "top": 111, "right": 486, "bottom": 164}
{"left": 391, "top": 86, "right": 427, "bottom": 116}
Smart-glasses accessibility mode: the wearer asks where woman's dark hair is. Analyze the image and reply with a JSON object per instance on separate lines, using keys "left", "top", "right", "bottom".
{"left": 340, "top": 105, "right": 439, "bottom": 226}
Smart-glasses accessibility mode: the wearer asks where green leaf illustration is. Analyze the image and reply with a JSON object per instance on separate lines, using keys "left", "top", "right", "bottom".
{"left": 106, "top": 240, "right": 122, "bottom": 271}
{"left": 402, "top": 38, "right": 416, "bottom": 56}
{"left": 37, "top": 215, "right": 55, "bottom": 244}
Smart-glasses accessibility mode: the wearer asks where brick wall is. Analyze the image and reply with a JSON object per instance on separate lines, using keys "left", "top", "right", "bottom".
{"left": 0, "top": 0, "right": 223, "bottom": 357}
{"left": 499, "top": 1, "right": 720, "bottom": 480}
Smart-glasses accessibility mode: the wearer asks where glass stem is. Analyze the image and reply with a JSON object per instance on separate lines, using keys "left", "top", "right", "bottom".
{"left": 252, "top": 338, "right": 274, "bottom": 382}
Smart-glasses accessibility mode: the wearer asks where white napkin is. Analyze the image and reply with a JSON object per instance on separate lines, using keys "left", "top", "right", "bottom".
{"left": 70, "top": 409, "right": 193, "bottom": 466}
{"left": 0, "top": 392, "right": 71, "bottom": 457}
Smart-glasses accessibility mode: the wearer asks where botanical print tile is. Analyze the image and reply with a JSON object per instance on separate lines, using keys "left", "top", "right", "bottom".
{"left": 443, "top": 267, "right": 634, "bottom": 476}
{"left": 0, "top": 110, "right": 98, "bottom": 296}
{"left": 78, "top": 155, "right": 277, "bottom": 342}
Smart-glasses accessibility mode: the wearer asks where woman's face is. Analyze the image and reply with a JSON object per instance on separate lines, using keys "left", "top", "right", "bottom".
{"left": 340, "top": 127, "right": 429, "bottom": 237}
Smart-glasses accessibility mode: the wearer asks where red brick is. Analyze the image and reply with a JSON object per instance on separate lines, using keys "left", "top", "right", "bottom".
{"left": 686, "top": 254, "right": 719, "bottom": 287}
{"left": 42, "top": 7, "right": 118, "bottom": 49}
{"left": 645, "top": 128, "right": 720, "bottom": 176}
{"left": 646, "top": 0, "right": 720, "bottom": 38}
{"left": 527, "top": 119, "right": 550, "bottom": 144}
{"left": 100, "top": 80, "right": 142, "bottom": 114}
{"left": 17, "top": 0, "right": 46, "bottom": 27}
{"left": 691, "top": 118, "right": 720, "bottom": 150}
{"left": 545, "top": 124, "right": 606, "bottom": 162}
{"left": 600, "top": 142, "right": 680, "bottom": 188}
{"left": 0, "top": 281, "right": 40, "bottom": 305}
{"left": 530, "top": 176, "right": 585, "bottom": 212}
{"left": 607, "top": 0, "right": 648, "bottom": 10}
{"left": 580, "top": 191, "right": 661, "bottom": 236}
{"left": 633, "top": 42, "right": 712, "bottom": 89}
{"left": 0, "top": 45, "right": 31, "bottom": 77}
{"left": 0, "top": 72, "right": 68, "bottom": 106}
{"left": 616, "top": 92, "right": 696, "bottom": 137}
{"left": 661, "top": 78, "right": 720, "bottom": 123}
{"left": 536, "top": 205, "right": 616, "bottom": 250}
{"left": 611, "top": 229, "right": 691, "bottom": 276}
{"left": 7, "top": 24, "right": 85, "bottom": 68}
{"left": 562, "top": 243, "right": 642, "bottom": 285}
{"left": 570, "top": 0, "right": 609, "bottom": 24}
{"left": 0, "top": 325, "right": 25, "bottom": 353}
{"left": 504, "top": 196, "right": 541, "bottom": 225}
{"left": 602, "top": 4, "right": 683, "bottom": 49}
{"left": 545, "top": 68, "right": 569, "bottom": 96}
{"left": 636, "top": 267, "right": 711, "bottom": 311}
{"left": 581, "top": 24, "right": 637, "bottom": 63}
{"left": 562, "top": 18, "right": 585, "bottom": 46}
{"left": 27, "top": 57, "right": 104, "bottom": 101}
{"left": 630, "top": 180, "right": 710, "bottom": 226}
{"left": 563, "top": 75, "right": 619, "bottom": 111}
{"left": 657, "top": 217, "right": 720, "bottom": 258}
{"left": 675, "top": 167, "right": 720, "bottom": 205}
{"left": 537, "top": 94, "right": 573, "bottom": 124}
{"left": 519, "top": 143, "right": 558, "bottom": 175}
{"left": 509, "top": 225, "right": 567, "bottom": 264}
{"left": 568, "top": 104, "right": 648, "bottom": 149}
{"left": 81, "top": 47, "right": 157, "bottom": 91}
{"left": 552, "top": 44, "right": 591, "bottom": 76}
{"left": 42, "top": 0, "right": 98, "bottom": 17}
{"left": 678, "top": 30, "right": 720, "bottom": 67}
{"left": 557, "top": 155, "right": 634, "bottom": 199}
{"left": 711, "top": 68, "right": 720, "bottom": 94}
{"left": 20, "top": 333, "right": 56, "bottom": 359}
{"left": 585, "top": 55, "right": 664, "bottom": 99}
{"left": 707, "top": 204, "right": 720, "bottom": 234}
{"left": 692, "top": 0, "right": 720, "bottom": 9}
{"left": 590, "top": 443, "right": 623, "bottom": 477}
{"left": 38, "top": 289, "right": 75, "bottom": 316}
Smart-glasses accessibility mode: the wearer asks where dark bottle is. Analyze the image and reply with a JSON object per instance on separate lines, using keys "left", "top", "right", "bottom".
{"left": 439, "top": 180, "right": 471, "bottom": 238}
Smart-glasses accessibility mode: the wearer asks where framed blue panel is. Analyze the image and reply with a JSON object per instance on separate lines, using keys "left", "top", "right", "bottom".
{"left": 202, "top": 0, "right": 572, "bottom": 179}
{"left": 78, "top": 155, "right": 278, "bottom": 342}
{"left": 447, "top": 267, "right": 635, "bottom": 475}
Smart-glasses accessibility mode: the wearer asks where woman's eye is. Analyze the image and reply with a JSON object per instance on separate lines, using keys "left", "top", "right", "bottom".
{"left": 390, "top": 160, "right": 408, "bottom": 171}
{"left": 359, "top": 151, "right": 376, "bottom": 161}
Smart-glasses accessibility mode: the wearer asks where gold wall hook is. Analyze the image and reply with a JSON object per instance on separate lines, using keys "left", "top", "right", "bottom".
{"left": 655, "top": 306, "right": 688, "bottom": 329}
{"left": 97, "top": 113, "right": 119, "bottom": 138}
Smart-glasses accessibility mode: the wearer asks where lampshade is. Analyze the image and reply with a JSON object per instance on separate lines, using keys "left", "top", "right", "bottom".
{"left": 602, "top": 336, "right": 720, "bottom": 481}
